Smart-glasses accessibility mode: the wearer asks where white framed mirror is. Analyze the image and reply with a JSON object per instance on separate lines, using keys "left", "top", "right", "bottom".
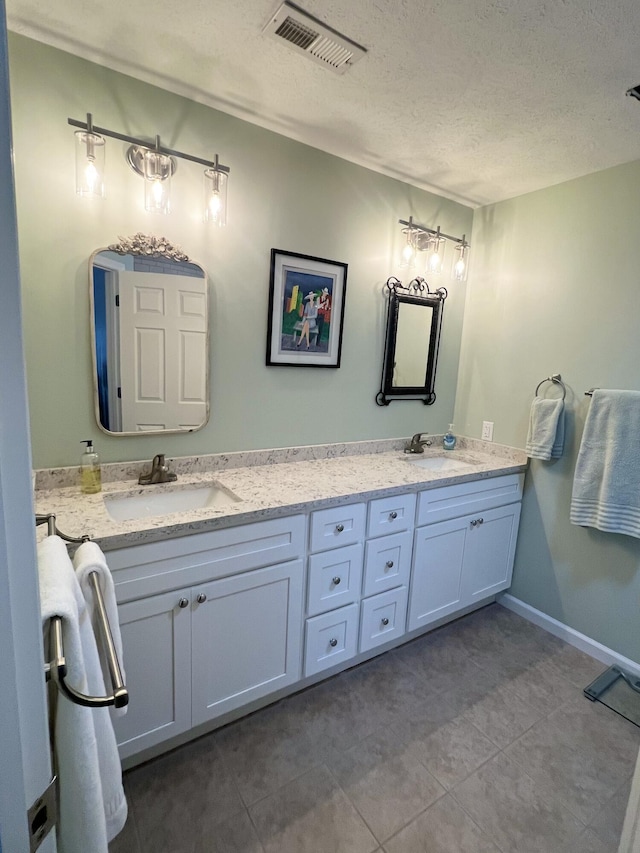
{"left": 90, "top": 234, "right": 210, "bottom": 435}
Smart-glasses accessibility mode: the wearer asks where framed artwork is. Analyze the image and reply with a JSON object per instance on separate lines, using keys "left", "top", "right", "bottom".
{"left": 266, "top": 249, "right": 348, "bottom": 368}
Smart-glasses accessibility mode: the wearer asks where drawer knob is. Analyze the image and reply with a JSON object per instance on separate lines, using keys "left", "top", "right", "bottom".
{"left": 477, "top": 517, "right": 484, "bottom": 525}
{"left": 196, "top": 593, "right": 207, "bottom": 604}
{"left": 332, "top": 576, "right": 341, "bottom": 585}
{"left": 336, "top": 524, "right": 345, "bottom": 533}
{"left": 329, "top": 638, "right": 338, "bottom": 647}
{"left": 389, "top": 511, "right": 398, "bottom": 520}
{"left": 381, "top": 617, "right": 390, "bottom": 626}
{"left": 178, "top": 597, "right": 189, "bottom": 609}
{"left": 385, "top": 560, "right": 394, "bottom": 569}
{"left": 470, "top": 519, "right": 477, "bottom": 527}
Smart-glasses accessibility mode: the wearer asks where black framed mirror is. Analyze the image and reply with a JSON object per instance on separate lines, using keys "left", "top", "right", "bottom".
{"left": 376, "top": 277, "right": 447, "bottom": 406}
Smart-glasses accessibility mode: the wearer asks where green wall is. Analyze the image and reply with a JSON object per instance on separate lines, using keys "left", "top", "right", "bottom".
{"left": 7, "top": 34, "right": 472, "bottom": 468}
{"left": 455, "top": 161, "right": 640, "bottom": 662}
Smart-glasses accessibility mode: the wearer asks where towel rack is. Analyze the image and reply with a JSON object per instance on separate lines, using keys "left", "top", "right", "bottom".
{"left": 535, "top": 373, "right": 566, "bottom": 400}
{"left": 37, "top": 513, "right": 129, "bottom": 709}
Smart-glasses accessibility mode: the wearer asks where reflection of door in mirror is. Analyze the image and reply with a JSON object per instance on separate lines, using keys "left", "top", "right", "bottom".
{"left": 91, "top": 241, "right": 209, "bottom": 435}
{"left": 393, "top": 302, "right": 433, "bottom": 387}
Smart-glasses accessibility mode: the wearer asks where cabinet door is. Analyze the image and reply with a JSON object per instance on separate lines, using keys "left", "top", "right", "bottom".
{"left": 191, "top": 561, "right": 303, "bottom": 726}
{"left": 113, "top": 588, "right": 192, "bottom": 759}
{"left": 407, "top": 517, "right": 467, "bottom": 632}
{"left": 461, "top": 502, "right": 521, "bottom": 603}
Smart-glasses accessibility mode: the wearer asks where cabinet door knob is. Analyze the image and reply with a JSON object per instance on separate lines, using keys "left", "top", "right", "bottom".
{"left": 389, "top": 511, "right": 398, "bottom": 520}
{"left": 178, "top": 597, "right": 189, "bottom": 608}
{"left": 470, "top": 519, "right": 477, "bottom": 527}
{"left": 336, "top": 523, "right": 345, "bottom": 533}
{"left": 477, "top": 517, "right": 484, "bottom": 525}
{"left": 332, "top": 576, "right": 341, "bottom": 585}
{"left": 385, "top": 560, "right": 394, "bottom": 569}
{"left": 329, "top": 638, "right": 338, "bottom": 647}
{"left": 381, "top": 617, "right": 390, "bottom": 626}
{"left": 196, "top": 593, "right": 207, "bottom": 604}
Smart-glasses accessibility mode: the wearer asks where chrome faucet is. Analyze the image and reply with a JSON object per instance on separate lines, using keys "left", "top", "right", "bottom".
{"left": 138, "top": 454, "right": 178, "bottom": 485}
{"left": 404, "top": 433, "right": 433, "bottom": 454}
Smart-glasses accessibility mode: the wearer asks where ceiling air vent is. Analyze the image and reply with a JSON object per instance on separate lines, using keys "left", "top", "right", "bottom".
{"left": 264, "top": 2, "right": 366, "bottom": 74}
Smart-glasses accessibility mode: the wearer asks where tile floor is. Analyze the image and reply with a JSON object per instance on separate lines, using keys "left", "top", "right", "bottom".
{"left": 109, "top": 603, "right": 639, "bottom": 853}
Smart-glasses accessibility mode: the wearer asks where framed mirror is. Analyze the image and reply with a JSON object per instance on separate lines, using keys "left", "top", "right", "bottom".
{"left": 90, "top": 234, "right": 209, "bottom": 435}
{"left": 376, "top": 277, "right": 447, "bottom": 406}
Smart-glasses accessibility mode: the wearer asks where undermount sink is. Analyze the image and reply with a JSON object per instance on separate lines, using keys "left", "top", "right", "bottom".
{"left": 104, "top": 482, "right": 241, "bottom": 522}
{"left": 406, "top": 455, "right": 474, "bottom": 472}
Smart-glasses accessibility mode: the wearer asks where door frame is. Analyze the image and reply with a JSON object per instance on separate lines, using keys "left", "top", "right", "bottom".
{"left": 0, "top": 5, "right": 56, "bottom": 851}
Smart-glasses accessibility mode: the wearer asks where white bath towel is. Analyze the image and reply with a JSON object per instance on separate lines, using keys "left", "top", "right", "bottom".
{"left": 73, "top": 541, "right": 127, "bottom": 717}
{"left": 570, "top": 389, "right": 640, "bottom": 538}
{"left": 38, "top": 536, "right": 127, "bottom": 852}
{"left": 526, "top": 397, "right": 565, "bottom": 460}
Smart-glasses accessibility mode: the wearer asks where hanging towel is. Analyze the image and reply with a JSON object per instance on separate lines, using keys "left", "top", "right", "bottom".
{"left": 570, "top": 389, "right": 640, "bottom": 538}
{"left": 38, "top": 536, "right": 127, "bottom": 852}
{"left": 73, "top": 540, "right": 127, "bottom": 717}
{"left": 526, "top": 397, "right": 565, "bottom": 460}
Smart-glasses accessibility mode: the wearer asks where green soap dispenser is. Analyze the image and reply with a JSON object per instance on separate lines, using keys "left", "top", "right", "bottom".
{"left": 80, "top": 440, "right": 102, "bottom": 494}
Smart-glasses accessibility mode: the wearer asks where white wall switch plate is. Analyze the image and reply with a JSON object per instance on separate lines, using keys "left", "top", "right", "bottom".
{"left": 482, "top": 421, "right": 494, "bottom": 441}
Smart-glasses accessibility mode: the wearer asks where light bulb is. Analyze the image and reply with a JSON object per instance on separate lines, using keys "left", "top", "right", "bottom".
{"left": 451, "top": 239, "right": 469, "bottom": 282}
{"left": 208, "top": 192, "right": 222, "bottom": 216}
{"left": 203, "top": 167, "right": 228, "bottom": 226}
{"left": 143, "top": 146, "right": 172, "bottom": 214}
{"left": 84, "top": 159, "right": 98, "bottom": 193}
{"left": 75, "top": 129, "right": 105, "bottom": 198}
{"left": 402, "top": 242, "right": 415, "bottom": 263}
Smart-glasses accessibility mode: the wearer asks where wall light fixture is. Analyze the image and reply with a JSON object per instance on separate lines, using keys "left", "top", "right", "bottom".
{"left": 69, "top": 114, "right": 230, "bottom": 221}
{"left": 398, "top": 217, "right": 470, "bottom": 280}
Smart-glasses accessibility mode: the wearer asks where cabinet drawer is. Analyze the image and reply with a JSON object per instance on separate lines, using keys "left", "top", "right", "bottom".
{"left": 110, "top": 515, "right": 306, "bottom": 602}
{"left": 416, "top": 473, "right": 523, "bottom": 526}
{"left": 362, "top": 530, "right": 412, "bottom": 597}
{"left": 307, "top": 544, "right": 363, "bottom": 617}
{"left": 367, "top": 493, "right": 416, "bottom": 538}
{"left": 360, "top": 586, "right": 408, "bottom": 653}
{"left": 304, "top": 603, "right": 359, "bottom": 677}
{"left": 309, "top": 503, "right": 366, "bottom": 553}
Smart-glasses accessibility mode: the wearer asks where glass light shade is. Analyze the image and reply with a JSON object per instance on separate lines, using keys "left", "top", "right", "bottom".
{"left": 203, "top": 168, "right": 228, "bottom": 226}
{"left": 143, "top": 149, "right": 172, "bottom": 214}
{"left": 452, "top": 242, "right": 469, "bottom": 282}
{"left": 426, "top": 237, "right": 446, "bottom": 275}
{"left": 75, "top": 130, "right": 105, "bottom": 198}
{"left": 399, "top": 230, "right": 417, "bottom": 268}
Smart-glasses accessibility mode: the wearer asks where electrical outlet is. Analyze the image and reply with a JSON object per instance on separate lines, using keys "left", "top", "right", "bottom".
{"left": 482, "top": 421, "right": 494, "bottom": 441}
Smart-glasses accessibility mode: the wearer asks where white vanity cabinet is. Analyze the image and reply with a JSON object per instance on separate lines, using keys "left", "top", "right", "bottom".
{"left": 407, "top": 474, "right": 523, "bottom": 632}
{"left": 108, "top": 516, "right": 306, "bottom": 759}
{"left": 103, "top": 468, "right": 524, "bottom": 764}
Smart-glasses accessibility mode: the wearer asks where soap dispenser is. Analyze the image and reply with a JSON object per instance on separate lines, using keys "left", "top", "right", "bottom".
{"left": 443, "top": 424, "right": 457, "bottom": 451}
{"left": 80, "top": 440, "right": 102, "bottom": 494}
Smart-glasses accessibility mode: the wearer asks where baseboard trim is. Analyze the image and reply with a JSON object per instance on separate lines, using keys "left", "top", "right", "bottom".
{"left": 498, "top": 593, "right": 640, "bottom": 677}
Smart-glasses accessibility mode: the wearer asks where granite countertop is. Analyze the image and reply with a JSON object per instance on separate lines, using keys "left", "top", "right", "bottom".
{"left": 34, "top": 437, "right": 528, "bottom": 550}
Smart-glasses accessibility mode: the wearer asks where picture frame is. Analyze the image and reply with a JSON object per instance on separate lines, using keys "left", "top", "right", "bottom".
{"left": 266, "top": 249, "right": 348, "bottom": 368}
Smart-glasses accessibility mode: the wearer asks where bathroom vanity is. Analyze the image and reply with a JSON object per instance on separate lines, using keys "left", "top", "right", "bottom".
{"left": 35, "top": 437, "right": 527, "bottom": 767}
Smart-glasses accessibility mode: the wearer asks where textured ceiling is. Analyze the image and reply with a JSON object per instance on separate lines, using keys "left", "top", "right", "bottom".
{"left": 6, "top": 0, "right": 640, "bottom": 206}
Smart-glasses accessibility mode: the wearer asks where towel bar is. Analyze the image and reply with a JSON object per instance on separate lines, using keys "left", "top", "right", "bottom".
{"left": 37, "top": 513, "right": 129, "bottom": 709}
